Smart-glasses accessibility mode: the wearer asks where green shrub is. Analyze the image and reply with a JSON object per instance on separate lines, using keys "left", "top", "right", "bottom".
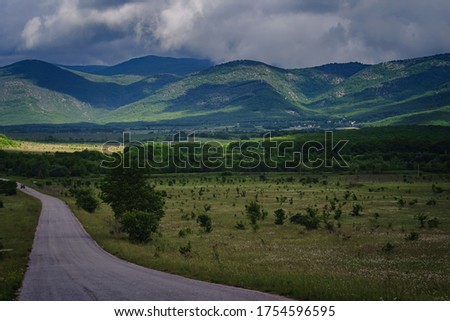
{"left": 350, "top": 204, "right": 363, "bottom": 216}
{"left": 290, "top": 207, "right": 320, "bottom": 230}
{"left": 405, "top": 231, "right": 419, "bottom": 241}
{"left": 120, "top": 211, "right": 160, "bottom": 243}
{"left": 274, "top": 208, "right": 287, "bottom": 225}
{"left": 178, "top": 228, "right": 193, "bottom": 238}
{"left": 0, "top": 180, "right": 17, "bottom": 196}
{"left": 179, "top": 241, "right": 192, "bottom": 257}
{"left": 70, "top": 188, "right": 99, "bottom": 213}
{"left": 427, "top": 217, "right": 440, "bottom": 228}
{"left": 0, "top": 199, "right": 3, "bottom": 208}
{"left": 234, "top": 221, "right": 246, "bottom": 230}
{"left": 245, "top": 201, "right": 263, "bottom": 225}
{"left": 397, "top": 198, "right": 406, "bottom": 208}
{"left": 323, "top": 220, "right": 335, "bottom": 233}
{"left": 333, "top": 207, "right": 342, "bottom": 220}
{"left": 382, "top": 242, "right": 395, "bottom": 253}
{"left": 415, "top": 213, "right": 428, "bottom": 228}
{"left": 261, "top": 209, "right": 268, "bottom": 220}
{"left": 197, "top": 214, "right": 213, "bottom": 233}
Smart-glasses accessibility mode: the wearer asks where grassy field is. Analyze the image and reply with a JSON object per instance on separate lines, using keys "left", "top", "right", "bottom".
{"left": 1, "top": 140, "right": 122, "bottom": 153}
{"left": 37, "top": 172, "right": 450, "bottom": 300}
{"left": 0, "top": 190, "right": 41, "bottom": 300}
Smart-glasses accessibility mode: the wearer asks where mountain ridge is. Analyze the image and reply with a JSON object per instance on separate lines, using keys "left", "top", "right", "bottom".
{"left": 63, "top": 55, "right": 213, "bottom": 76}
{"left": 1, "top": 53, "right": 450, "bottom": 127}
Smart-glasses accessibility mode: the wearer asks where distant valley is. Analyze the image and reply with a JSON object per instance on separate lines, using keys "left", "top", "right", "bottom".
{"left": 1, "top": 53, "right": 450, "bottom": 128}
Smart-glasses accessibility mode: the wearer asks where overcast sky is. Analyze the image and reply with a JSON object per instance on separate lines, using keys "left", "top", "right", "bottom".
{"left": 1, "top": 0, "right": 449, "bottom": 68}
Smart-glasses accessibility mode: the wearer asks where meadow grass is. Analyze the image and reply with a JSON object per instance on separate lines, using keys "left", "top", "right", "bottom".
{"left": 0, "top": 191, "right": 41, "bottom": 300}
{"left": 1, "top": 141, "right": 122, "bottom": 153}
{"left": 41, "top": 173, "right": 450, "bottom": 300}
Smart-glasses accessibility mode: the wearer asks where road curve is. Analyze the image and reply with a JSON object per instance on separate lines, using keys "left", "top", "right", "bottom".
{"left": 18, "top": 185, "right": 283, "bottom": 301}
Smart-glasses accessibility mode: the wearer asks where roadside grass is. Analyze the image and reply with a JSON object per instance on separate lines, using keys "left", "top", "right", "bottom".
{"left": 39, "top": 173, "right": 450, "bottom": 300}
{"left": 0, "top": 191, "right": 41, "bottom": 300}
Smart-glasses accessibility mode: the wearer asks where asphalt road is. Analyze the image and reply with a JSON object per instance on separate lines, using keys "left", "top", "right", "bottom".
{"left": 18, "top": 185, "right": 283, "bottom": 301}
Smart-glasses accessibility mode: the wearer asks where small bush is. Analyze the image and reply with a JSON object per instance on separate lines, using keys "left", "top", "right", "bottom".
{"left": 382, "top": 242, "right": 395, "bottom": 253}
{"left": 427, "top": 217, "right": 440, "bottom": 228}
{"left": 290, "top": 207, "right": 320, "bottom": 230}
{"left": 324, "top": 220, "right": 335, "bottom": 233}
{"left": 245, "top": 201, "right": 263, "bottom": 225}
{"left": 432, "top": 184, "right": 443, "bottom": 194}
{"left": 426, "top": 199, "right": 437, "bottom": 206}
{"left": 179, "top": 241, "right": 192, "bottom": 257}
{"left": 120, "top": 211, "right": 159, "bottom": 243}
{"left": 178, "top": 228, "right": 193, "bottom": 238}
{"left": 234, "top": 221, "right": 246, "bottom": 230}
{"left": 415, "top": 213, "right": 428, "bottom": 228}
{"left": 405, "top": 231, "right": 419, "bottom": 241}
{"left": 350, "top": 204, "right": 363, "bottom": 216}
{"left": 261, "top": 209, "right": 268, "bottom": 220}
{"left": 0, "top": 199, "right": 3, "bottom": 208}
{"left": 197, "top": 214, "right": 212, "bottom": 233}
{"left": 344, "top": 190, "right": 351, "bottom": 200}
{"left": 333, "top": 208, "right": 342, "bottom": 220}
{"left": 274, "top": 208, "right": 287, "bottom": 225}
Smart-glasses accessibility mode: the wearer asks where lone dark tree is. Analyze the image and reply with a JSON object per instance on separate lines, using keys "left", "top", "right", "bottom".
{"left": 100, "top": 152, "right": 165, "bottom": 243}
{"left": 274, "top": 208, "right": 287, "bottom": 225}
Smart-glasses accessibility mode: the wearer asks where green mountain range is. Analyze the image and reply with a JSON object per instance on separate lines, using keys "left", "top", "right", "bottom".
{"left": 1, "top": 53, "right": 450, "bottom": 127}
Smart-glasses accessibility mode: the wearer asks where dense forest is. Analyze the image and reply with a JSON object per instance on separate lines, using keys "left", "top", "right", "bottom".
{"left": 0, "top": 150, "right": 104, "bottom": 178}
{"left": 0, "top": 126, "right": 449, "bottom": 178}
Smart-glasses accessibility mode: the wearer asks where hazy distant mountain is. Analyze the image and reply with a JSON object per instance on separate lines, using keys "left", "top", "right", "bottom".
{"left": 59, "top": 65, "right": 108, "bottom": 74}
{"left": 1, "top": 53, "right": 449, "bottom": 127}
{"left": 64, "top": 55, "right": 213, "bottom": 76}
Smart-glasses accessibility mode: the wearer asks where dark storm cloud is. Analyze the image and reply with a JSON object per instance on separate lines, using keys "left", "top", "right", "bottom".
{"left": 343, "top": 0, "right": 450, "bottom": 62}
{"left": 0, "top": 0, "right": 449, "bottom": 67}
{"left": 79, "top": 0, "right": 138, "bottom": 9}
{"left": 0, "top": 1, "right": 46, "bottom": 61}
